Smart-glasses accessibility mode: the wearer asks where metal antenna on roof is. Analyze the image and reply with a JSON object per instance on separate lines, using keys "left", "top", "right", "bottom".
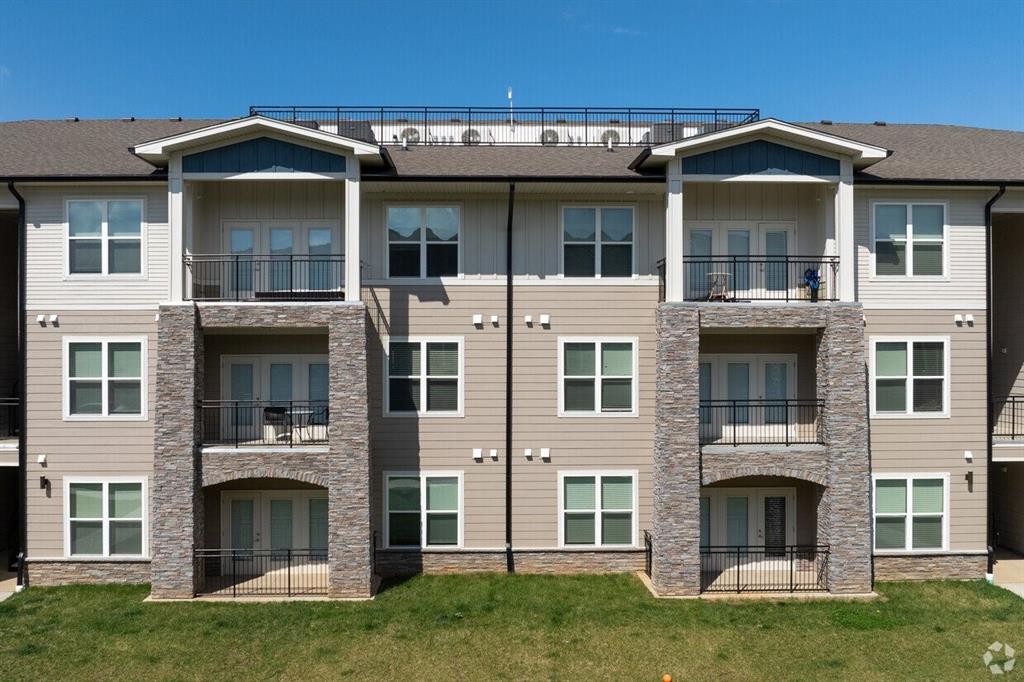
{"left": 507, "top": 87, "right": 514, "bottom": 132}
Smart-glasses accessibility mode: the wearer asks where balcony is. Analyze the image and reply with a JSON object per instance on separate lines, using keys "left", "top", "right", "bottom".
{"left": 683, "top": 256, "right": 839, "bottom": 303}
{"left": 198, "top": 400, "right": 328, "bottom": 448}
{"left": 699, "top": 400, "right": 824, "bottom": 447}
{"left": 184, "top": 255, "right": 345, "bottom": 302}
{"left": 249, "top": 106, "right": 760, "bottom": 147}
{"left": 193, "top": 549, "right": 328, "bottom": 597}
{"left": 700, "top": 545, "right": 830, "bottom": 593}
{"left": 994, "top": 395, "right": 1024, "bottom": 441}
{"left": 0, "top": 397, "right": 18, "bottom": 448}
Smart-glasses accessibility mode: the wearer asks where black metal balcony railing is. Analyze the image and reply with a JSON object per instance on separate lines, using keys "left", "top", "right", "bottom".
{"left": 699, "top": 400, "right": 824, "bottom": 446}
{"left": 249, "top": 106, "right": 760, "bottom": 147}
{"left": 194, "top": 549, "right": 328, "bottom": 597}
{"left": 184, "top": 254, "right": 344, "bottom": 302}
{"left": 684, "top": 256, "right": 840, "bottom": 302}
{"left": 198, "top": 400, "right": 328, "bottom": 448}
{"left": 994, "top": 395, "right": 1024, "bottom": 439}
{"left": 701, "top": 545, "right": 830, "bottom": 593}
{"left": 0, "top": 398, "right": 19, "bottom": 438}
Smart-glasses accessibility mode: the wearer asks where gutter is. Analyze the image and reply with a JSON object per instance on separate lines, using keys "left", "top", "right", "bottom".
{"left": 505, "top": 181, "right": 516, "bottom": 573}
{"left": 985, "top": 183, "right": 1007, "bottom": 575}
{"left": 7, "top": 181, "right": 26, "bottom": 589}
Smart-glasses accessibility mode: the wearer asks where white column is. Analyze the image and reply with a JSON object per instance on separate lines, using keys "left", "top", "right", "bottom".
{"left": 344, "top": 158, "right": 361, "bottom": 302}
{"left": 837, "top": 158, "right": 855, "bottom": 302}
{"left": 665, "top": 159, "right": 685, "bottom": 302}
{"left": 168, "top": 153, "right": 184, "bottom": 302}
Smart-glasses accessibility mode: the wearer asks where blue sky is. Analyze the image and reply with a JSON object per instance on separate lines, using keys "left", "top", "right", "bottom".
{"left": 1, "top": 0, "right": 1022, "bottom": 129}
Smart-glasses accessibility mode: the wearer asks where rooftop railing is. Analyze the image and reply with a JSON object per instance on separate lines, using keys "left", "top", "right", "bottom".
{"left": 249, "top": 106, "right": 760, "bottom": 147}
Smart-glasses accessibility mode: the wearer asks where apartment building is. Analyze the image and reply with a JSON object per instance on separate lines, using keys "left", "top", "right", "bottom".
{"left": 0, "top": 108, "right": 1022, "bottom": 598}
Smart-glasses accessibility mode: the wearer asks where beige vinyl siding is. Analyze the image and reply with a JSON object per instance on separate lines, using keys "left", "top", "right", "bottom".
{"left": 865, "top": 309, "right": 987, "bottom": 552}
{"left": 23, "top": 185, "right": 169, "bottom": 308}
{"left": 682, "top": 182, "right": 831, "bottom": 256}
{"left": 855, "top": 189, "right": 988, "bottom": 308}
{"left": 365, "top": 284, "right": 658, "bottom": 549}
{"left": 359, "top": 192, "right": 665, "bottom": 280}
{"left": 191, "top": 180, "right": 344, "bottom": 254}
{"left": 24, "top": 310, "right": 156, "bottom": 558}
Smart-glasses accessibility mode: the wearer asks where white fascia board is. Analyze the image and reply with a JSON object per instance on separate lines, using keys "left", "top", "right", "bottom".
{"left": 132, "top": 115, "right": 381, "bottom": 163}
{"left": 648, "top": 118, "right": 890, "bottom": 162}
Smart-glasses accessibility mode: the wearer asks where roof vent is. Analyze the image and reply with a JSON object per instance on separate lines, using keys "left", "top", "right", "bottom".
{"left": 67, "top": 117, "right": 80, "bottom": 122}
{"left": 873, "top": 120, "right": 887, "bottom": 126}
{"left": 170, "top": 116, "right": 183, "bottom": 122}
{"left": 123, "top": 116, "right": 136, "bottom": 122}
{"left": 819, "top": 119, "right": 832, "bottom": 125}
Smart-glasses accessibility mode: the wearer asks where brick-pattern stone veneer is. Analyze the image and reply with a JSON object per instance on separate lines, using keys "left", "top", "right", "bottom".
{"left": 151, "top": 304, "right": 203, "bottom": 598}
{"left": 652, "top": 302, "right": 872, "bottom": 596}
{"left": 28, "top": 561, "right": 151, "bottom": 586}
{"left": 873, "top": 554, "right": 987, "bottom": 581}
{"left": 376, "top": 550, "right": 645, "bottom": 577}
{"left": 151, "top": 303, "right": 371, "bottom": 599}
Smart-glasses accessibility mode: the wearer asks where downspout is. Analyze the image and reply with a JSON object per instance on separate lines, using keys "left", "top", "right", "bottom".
{"left": 505, "top": 181, "right": 516, "bottom": 573}
{"left": 986, "top": 183, "right": 1006, "bottom": 575}
{"left": 7, "top": 181, "right": 26, "bottom": 589}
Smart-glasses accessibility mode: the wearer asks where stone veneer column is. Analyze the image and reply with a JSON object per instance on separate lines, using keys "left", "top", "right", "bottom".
{"left": 652, "top": 304, "right": 702, "bottom": 595}
{"left": 151, "top": 304, "right": 203, "bottom": 598}
{"left": 328, "top": 304, "right": 372, "bottom": 597}
{"left": 817, "top": 305, "right": 872, "bottom": 593}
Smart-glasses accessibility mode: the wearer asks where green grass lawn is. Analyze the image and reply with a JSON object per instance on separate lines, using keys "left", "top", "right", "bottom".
{"left": 0, "top": 575, "right": 1022, "bottom": 680}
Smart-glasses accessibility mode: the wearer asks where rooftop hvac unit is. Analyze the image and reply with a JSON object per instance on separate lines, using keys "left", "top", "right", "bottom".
{"left": 400, "top": 127, "right": 421, "bottom": 144}
{"left": 540, "top": 129, "right": 560, "bottom": 146}
{"left": 600, "top": 129, "right": 621, "bottom": 146}
{"left": 461, "top": 128, "right": 482, "bottom": 145}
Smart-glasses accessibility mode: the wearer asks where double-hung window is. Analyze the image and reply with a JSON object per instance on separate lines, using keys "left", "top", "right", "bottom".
{"left": 384, "top": 473, "right": 462, "bottom": 548}
{"left": 873, "top": 475, "right": 946, "bottom": 551}
{"left": 387, "top": 206, "right": 460, "bottom": 278}
{"left": 67, "top": 199, "right": 144, "bottom": 275}
{"left": 560, "top": 338, "right": 636, "bottom": 415}
{"left": 65, "top": 478, "right": 146, "bottom": 557}
{"left": 562, "top": 206, "right": 634, "bottom": 277}
{"left": 386, "top": 338, "right": 462, "bottom": 415}
{"left": 65, "top": 338, "right": 146, "bottom": 419}
{"left": 872, "top": 338, "right": 947, "bottom": 417}
{"left": 873, "top": 203, "right": 945, "bottom": 277}
{"left": 560, "top": 472, "right": 636, "bottom": 547}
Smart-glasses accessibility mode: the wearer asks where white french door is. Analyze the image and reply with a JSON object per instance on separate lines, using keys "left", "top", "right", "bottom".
{"left": 701, "top": 487, "right": 796, "bottom": 548}
{"left": 699, "top": 354, "right": 797, "bottom": 443}
{"left": 221, "top": 491, "right": 329, "bottom": 572}
{"left": 221, "top": 355, "right": 329, "bottom": 444}
{"left": 222, "top": 221, "right": 340, "bottom": 295}
{"left": 685, "top": 222, "right": 795, "bottom": 299}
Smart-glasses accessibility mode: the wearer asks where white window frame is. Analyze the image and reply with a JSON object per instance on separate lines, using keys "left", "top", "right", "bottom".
{"left": 384, "top": 204, "right": 463, "bottom": 280}
{"left": 557, "top": 470, "right": 639, "bottom": 548}
{"left": 65, "top": 198, "right": 147, "bottom": 278}
{"left": 872, "top": 473, "right": 950, "bottom": 553}
{"left": 63, "top": 476, "right": 148, "bottom": 559}
{"left": 559, "top": 204, "right": 637, "bottom": 279}
{"left": 62, "top": 336, "right": 148, "bottom": 421}
{"left": 383, "top": 336, "right": 464, "bottom": 417}
{"left": 869, "top": 336, "right": 950, "bottom": 419}
{"left": 382, "top": 471, "right": 464, "bottom": 549}
{"left": 870, "top": 201, "right": 948, "bottom": 279}
{"left": 557, "top": 336, "right": 639, "bottom": 417}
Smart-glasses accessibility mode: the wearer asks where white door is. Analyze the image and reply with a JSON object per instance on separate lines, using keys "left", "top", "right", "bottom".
{"left": 267, "top": 226, "right": 296, "bottom": 293}
{"left": 223, "top": 359, "right": 259, "bottom": 443}
{"left": 223, "top": 493, "right": 259, "bottom": 575}
{"left": 687, "top": 228, "right": 713, "bottom": 299}
{"left": 226, "top": 225, "right": 257, "bottom": 299}
{"left": 759, "top": 224, "right": 794, "bottom": 298}
{"left": 305, "top": 226, "right": 336, "bottom": 292}
{"left": 223, "top": 491, "right": 329, "bottom": 553}
{"left": 705, "top": 355, "right": 797, "bottom": 444}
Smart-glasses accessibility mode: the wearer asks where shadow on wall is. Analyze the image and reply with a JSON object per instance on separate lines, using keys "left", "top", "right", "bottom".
{"left": 364, "top": 284, "right": 453, "bottom": 577}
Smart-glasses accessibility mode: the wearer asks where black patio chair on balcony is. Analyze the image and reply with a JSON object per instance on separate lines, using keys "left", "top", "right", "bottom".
{"left": 263, "top": 406, "right": 293, "bottom": 444}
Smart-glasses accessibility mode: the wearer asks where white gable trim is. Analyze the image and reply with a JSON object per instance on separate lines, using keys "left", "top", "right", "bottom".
{"left": 133, "top": 115, "right": 381, "bottom": 164}
{"left": 648, "top": 118, "right": 889, "bottom": 163}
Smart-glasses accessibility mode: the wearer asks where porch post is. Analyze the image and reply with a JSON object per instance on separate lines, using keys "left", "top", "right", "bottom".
{"left": 344, "top": 159, "right": 361, "bottom": 302}
{"left": 665, "top": 159, "right": 685, "bottom": 302}
{"left": 836, "top": 158, "right": 855, "bottom": 302}
{"left": 168, "top": 153, "right": 184, "bottom": 302}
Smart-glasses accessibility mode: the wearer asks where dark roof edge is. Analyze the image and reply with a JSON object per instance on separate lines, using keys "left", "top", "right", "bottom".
{"left": 853, "top": 178, "right": 1024, "bottom": 187}
{"left": 360, "top": 174, "right": 666, "bottom": 183}
{"left": 0, "top": 174, "right": 167, "bottom": 182}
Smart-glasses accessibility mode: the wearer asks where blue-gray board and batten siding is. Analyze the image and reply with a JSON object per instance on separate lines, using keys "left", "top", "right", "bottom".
{"left": 183, "top": 137, "right": 347, "bottom": 174}
{"left": 682, "top": 140, "right": 840, "bottom": 176}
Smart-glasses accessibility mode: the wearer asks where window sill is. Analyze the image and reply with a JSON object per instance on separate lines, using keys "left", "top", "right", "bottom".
{"left": 383, "top": 411, "right": 464, "bottom": 419}
{"left": 558, "top": 411, "right": 639, "bottom": 419}
{"left": 63, "top": 414, "right": 148, "bottom": 422}
{"left": 870, "top": 412, "right": 950, "bottom": 420}
{"left": 57, "top": 556, "right": 150, "bottom": 562}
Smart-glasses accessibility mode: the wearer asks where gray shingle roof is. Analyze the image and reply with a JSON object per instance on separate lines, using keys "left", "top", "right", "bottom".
{"left": 0, "top": 118, "right": 1021, "bottom": 183}
{"left": 801, "top": 122, "right": 1024, "bottom": 182}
